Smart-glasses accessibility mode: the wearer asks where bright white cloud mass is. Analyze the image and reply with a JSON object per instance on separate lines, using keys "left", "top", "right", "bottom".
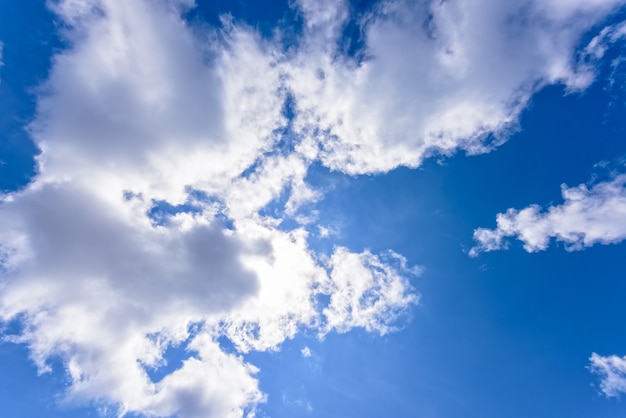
{"left": 0, "top": 0, "right": 625, "bottom": 416}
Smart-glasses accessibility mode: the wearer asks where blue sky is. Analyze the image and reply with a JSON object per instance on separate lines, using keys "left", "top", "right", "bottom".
{"left": 1, "top": 1, "right": 626, "bottom": 417}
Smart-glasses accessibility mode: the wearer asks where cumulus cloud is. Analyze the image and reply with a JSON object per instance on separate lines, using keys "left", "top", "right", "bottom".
{"left": 34, "top": 0, "right": 286, "bottom": 205}
{"left": 589, "top": 353, "right": 626, "bottom": 398}
{"left": 0, "top": 0, "right": 624, "bottom": 416}
{"left": 0, "top": 1, "right": 420, "bottom": 416}
{"left": 287, "top": 0, "right": 626, "bottom": 174}
{"left": 470, "top": 173, "right": 626, "bottom": 255}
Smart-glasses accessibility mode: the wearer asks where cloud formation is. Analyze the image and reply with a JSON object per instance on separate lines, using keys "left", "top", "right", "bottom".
{"left": 288, "top": 0, "right": 625, "bottom": 174}
{"left": 0, "top": 0, "right": 624, "bottom": 416}
{"left": 470, "top": 173, "right": 626, "bottom": 255}
{"left": 589, "top": 353, "right": 626, "bottom": 398}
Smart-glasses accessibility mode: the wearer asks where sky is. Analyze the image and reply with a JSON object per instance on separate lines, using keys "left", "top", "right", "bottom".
{"left": 1, "top": 0, "right": 626, "bottom": 417}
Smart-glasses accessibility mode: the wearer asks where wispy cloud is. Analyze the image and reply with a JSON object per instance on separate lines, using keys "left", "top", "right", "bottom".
{"left": 589, "top": 353, "right": 626, "bottom": 398}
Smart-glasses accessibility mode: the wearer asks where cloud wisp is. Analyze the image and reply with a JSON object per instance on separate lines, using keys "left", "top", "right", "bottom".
{"left": 0, "top": 0, "right": 624, "bottom": 417}
{"left": 590, "top": 353, "right": 626, "bottom": 398}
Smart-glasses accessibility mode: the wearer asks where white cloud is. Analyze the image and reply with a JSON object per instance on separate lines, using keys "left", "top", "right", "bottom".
{"left": 0, "top": 0, "right": 624, "bottom": 416}
{"left": 470, "top": 173, "right": 626, "bottom": 255}
{"left": 584, "top": 21, "right": 626, "bottom": 60}
{"left": 318, "top": 224, "right": 339, "bottom": 238}
{"left": 589, "top": 353, "right": 626, "bottom": 398}
{"left": 301, "top": 346, "right": 312, "bottom": 358}
{"left": 321, "top": 248, "right": 420, "bottom": 335}
{"left": 34, "top": 0, "right": 286, "bottom": 206}
{"left": 287, "top": 0, "right": 625, "bottom": 174}
{"left": 0, "top": 1, "right": 421, "bottom": 416}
